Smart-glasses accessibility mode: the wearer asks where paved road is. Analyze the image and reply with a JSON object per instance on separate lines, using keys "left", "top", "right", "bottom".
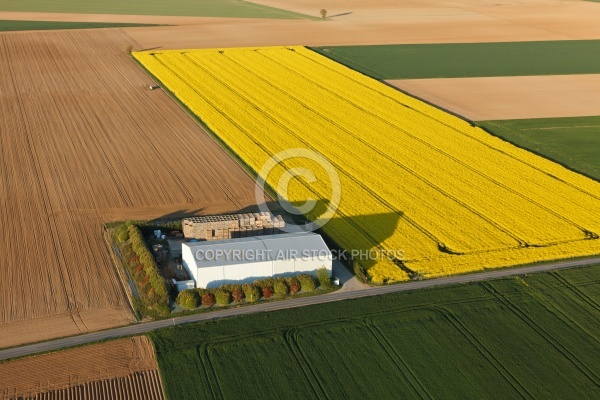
{"left": 1, "top": 256, "right": 599, "bottom": 362}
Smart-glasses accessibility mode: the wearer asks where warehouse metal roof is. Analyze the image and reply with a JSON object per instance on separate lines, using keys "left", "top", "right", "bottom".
{"left": 183, "top": 232, "right": 331, "bottom": 269}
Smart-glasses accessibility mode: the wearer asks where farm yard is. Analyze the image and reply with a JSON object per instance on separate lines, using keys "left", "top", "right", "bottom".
{"left": 150, "top": 265, "right": 600, "bottom": 399}
{"left": 0, "top": 336, "right": 164, "bottom": 399}
{"left": 134, "top": 46, "right": 600, "bottom": 283}
{"left": 0, "top": 29, "right": 259, "bottom": 348}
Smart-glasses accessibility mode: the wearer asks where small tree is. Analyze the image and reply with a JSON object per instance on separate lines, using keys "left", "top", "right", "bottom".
{"left": 273, "top": 278, "right": 289, "bottom": 296}
{"left": 298, "top": 274, "right": 316, "bottom": 292}
{"left": 231, "top": 287, "right": 244, "bottom": 303}
{"left": 285, "top": 277, "right": 301, "bottom": 294}
{"left": 262, "top": 286, "right": 274, "bottom": 298}
{"left": 320, "top": 9, "right": 327, "bottom": 19}
{"left": 201, "top": 292, "right": 216, "bottom": 307}
{"left": 316, "top": 267, "right": 332, "bottom": 289}
{"left": 243, "top": 284, "right": 260, "bottom": 303}
{"left": 253, "top": 277, "right": 274, "bottom": 288}
{"left": 176, "top": 289, "right": 200, "bottom": 310}
{"left": 117, "top": 228, "right": 129, "bottom": 243}
{"left": 214, "top": 289, "right": 231, "bottom": 306}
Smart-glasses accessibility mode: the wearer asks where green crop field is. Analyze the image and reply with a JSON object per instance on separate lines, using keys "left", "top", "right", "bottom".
{"left": 0, "top": 0, "right": 313, "bottom": 20}
{"left": 0, "top": 19, "right": 157, "bottom": 31}
{"left": 150, "top": 265, "right": 600, "bottom": 399}
{"left": 479, "top": 116, "right": 600, "bottom": 182}
{"left": 313, "top": 41, "right": 600, "bottom": 79}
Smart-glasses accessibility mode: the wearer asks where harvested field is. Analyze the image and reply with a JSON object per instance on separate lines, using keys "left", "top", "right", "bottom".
{"left": 121, "top": 0, "right": 600, "bottom": 50}
{"left": 387, "top": 74, "right": 600, "bottom": 121}
{"left": 0, "top": 30, "right": 258, "bottom": 348}
{"left": 0, "top": 336, "right": 164, "bottom": 399}
{"left": 3, "top": 1, "right": 600, "bottom": 49}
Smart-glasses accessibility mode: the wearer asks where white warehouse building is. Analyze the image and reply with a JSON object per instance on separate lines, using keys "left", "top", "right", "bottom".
{"left": 181, "top": 232, "right": 332, "bottom": 289}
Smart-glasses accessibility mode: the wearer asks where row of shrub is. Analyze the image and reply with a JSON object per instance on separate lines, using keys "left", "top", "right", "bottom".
{"left": 176, "top": 268, "right": 333, "bottom": 310}
{"left": 117, "top": 223, "right": 170, "bottom": 315}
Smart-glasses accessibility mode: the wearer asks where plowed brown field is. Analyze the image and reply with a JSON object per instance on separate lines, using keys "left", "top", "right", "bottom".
{"left": 122, "top": 0, "right": 600, "bottom": 50}
{"left": 0, "top": 336, "right": 164, "bottom": 399}
{"left": 3, "top": 0, "right": 600, "bottom": 50}
{"left": 0, "top": 29, "right": 258, "bottom": 348}
{"left": 387, "top": 74, "right": 600, "bottom": 121}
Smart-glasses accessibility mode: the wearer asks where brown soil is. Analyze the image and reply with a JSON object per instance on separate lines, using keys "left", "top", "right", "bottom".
{"left": 388, "top": 74, "right": 600, "bottom": 121}
{"left": 2, "top": 1, "right": 600, "bottom": 49}
{"left": 0, "top": 29, "right": 259, "bottom": 349}
{"left": 123, "top": 0, "right": 600, "bottom": 49}
{"left": 0, "top": 336, "right": 164, "bottom": 399}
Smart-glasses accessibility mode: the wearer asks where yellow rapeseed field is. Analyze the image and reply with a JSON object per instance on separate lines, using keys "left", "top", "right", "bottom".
{"left": 134, "top": 46, "right": 600, "bottom": 283}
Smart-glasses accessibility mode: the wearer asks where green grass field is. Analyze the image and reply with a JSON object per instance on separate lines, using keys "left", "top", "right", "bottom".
{"left": 0, "top": 19, "right": 157, "bottom": 31}
{"left": 313, "top": 41, "right": 600, "bottom": 79}
{"left": 150, "top": 265, "right": 600, "bottom": 399}
{"left": 479, "top": 117, "right": 600, "bottom": 182}
{"left": 0, "top": 0, "right": 313, "bottom": 19}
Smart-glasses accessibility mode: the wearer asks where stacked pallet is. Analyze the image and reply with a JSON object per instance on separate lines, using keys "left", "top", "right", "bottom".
{"left": 183, "top": 212, "right": 285, "bottom": 241}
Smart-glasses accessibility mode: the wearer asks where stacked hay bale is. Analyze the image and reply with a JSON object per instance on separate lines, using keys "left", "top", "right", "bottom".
{"left": 183, "top": 212, "right": 285, "bottom": 241}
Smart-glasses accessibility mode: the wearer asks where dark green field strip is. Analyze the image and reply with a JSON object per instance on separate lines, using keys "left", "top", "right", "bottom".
{"left": 478, "top": 116, "right": 600, "bottom": 182}
{"left": 371, "top": 310, "right": 523, "bottom": 399}
{"left": 0, "top": 0, "right": 314, "bottom": 19}
{"left": 150, "top": 265, "right": 600, "bottom": 399}
{"left": 295, "top": 323, "right": 418, "bottom": 399}
{"left": 207, "top": 335, "right": 317, "bottom": 399}
{"left": 0, "top": 19, "right": 158, "bottom": 31}
{"left": 313, "top": 41, "right": 600, "bottom": 79}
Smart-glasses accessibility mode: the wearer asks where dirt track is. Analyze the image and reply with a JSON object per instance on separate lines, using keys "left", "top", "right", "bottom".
{"left": 0, "top": 29, "right": 259, "bottom": 348}
{"left": 0, "top": 336, "right": 164, "bottom": 399}
{"left": 388, "top": 74, "right": 600, "bottom": 120}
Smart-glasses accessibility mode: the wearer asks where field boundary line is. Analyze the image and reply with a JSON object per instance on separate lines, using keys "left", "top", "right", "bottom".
{"left": 481, "top": 121, "right": 600, "bottom": 178}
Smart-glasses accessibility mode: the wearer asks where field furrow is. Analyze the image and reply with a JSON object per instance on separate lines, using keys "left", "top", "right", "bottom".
{"left": 0, "top": 30, "right": 259, "bottom": 348}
